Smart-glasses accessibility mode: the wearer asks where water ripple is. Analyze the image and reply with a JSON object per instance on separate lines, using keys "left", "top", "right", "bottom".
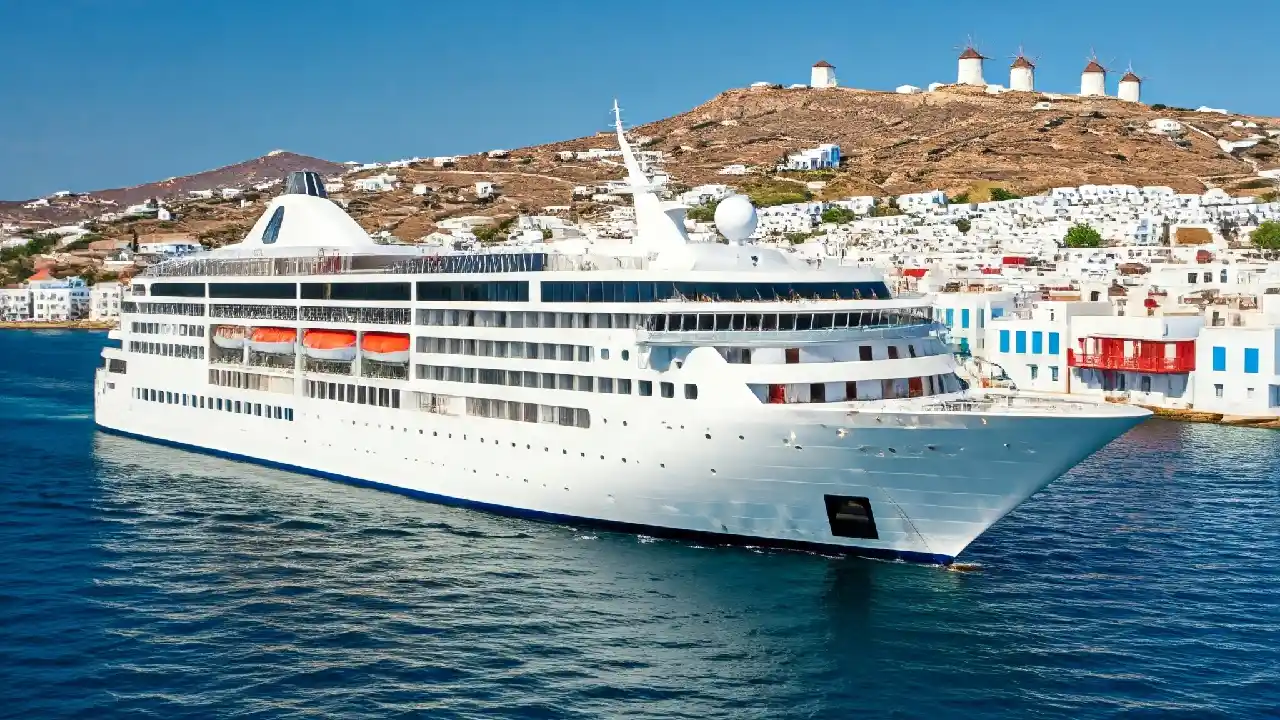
{"left": 1, "top": 331, "right": 1277, "bottom": 719}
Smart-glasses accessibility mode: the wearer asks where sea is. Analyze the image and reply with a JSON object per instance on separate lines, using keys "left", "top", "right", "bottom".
{"left": 1, "top": 330, "right": 1277, "bottom": 720}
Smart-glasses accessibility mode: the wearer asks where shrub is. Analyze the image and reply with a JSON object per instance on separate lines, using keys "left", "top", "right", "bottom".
{"left": 954, "top": 218, "right": 972, "bottom": 234}
{"left": 685, "top": 202, "right": 718, "bottom": 222}
{"left": 820, "top": 206, "right": 857, "bottom": 224}
{"left": 1250, "top": 220, "right": 1280, "bottom": 250}
{"left": 1063, "top": 223, "right": 1103, "bottom": 248}
{"left": 989, "top": 187, "right": 1021, "bottom": 202}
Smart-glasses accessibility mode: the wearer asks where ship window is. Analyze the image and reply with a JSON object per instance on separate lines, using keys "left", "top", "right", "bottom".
{"left": 621, "top": 350, "right": 630, "bottom": 361}
{"left": 834, "top": 312, "right": 849, "bottom": 328}
{"left": 887, "top": 346, "right": 900, "bottom": 360}
{"left": 261, "top": 206, "right": 285, "bottom": 244}
{"left": 599, "top": 377, "right": 614, "bottom": 393}
{"left": 715, "top": 314, "right": 731, "bottom": 331}
{"left": 846, "top": 381, "right": 858, "bottom": 400}
{"left": 684, "top": 384, "right": 698, "bottom": 400}
{"left": 778, "top": 314, "right": 795, "bottom": 331}
{"left": 254, "top": 403, "right": 262, "bottom": 416}
{"left": 600, "top": 348, "right": 610, "bottom": 360}
{"left": 617, "top": 378, "right": 632, "bottom": 395}
{"left": 759, "top": 314, "right": 774, "bottom": 331}
{"left": 810, "top": 383, "right": 826, "bottom": 403}
{"left": 639, "top": 380, "right": 652, "bottom": 397}
{"left": 660, "top": 382, "right": 674, "bottom": 398}
{"left": 732, "top": 314, "right": 746, "bottom": 331}
{"left": 824, "top": 495, "right": 879, "bottom": 540}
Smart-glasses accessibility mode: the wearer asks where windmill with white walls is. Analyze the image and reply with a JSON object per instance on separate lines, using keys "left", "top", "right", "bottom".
{"left": 1009, "top": 47, "right": 1036, "bottom": 92}
{"left": 1118, "top": 64, "right": 1143, "bottom": 103}
{"left": 1080, "top": 52, "right": 1108, "bottom": 97}
{"left": 810, "top": 60, "right": 837, "bottom": 89}
{"left": 956, "top": 38, "right": 986, "bottom": 86}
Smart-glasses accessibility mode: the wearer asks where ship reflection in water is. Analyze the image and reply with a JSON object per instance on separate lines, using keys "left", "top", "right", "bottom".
{"left": 81, "top": 421, "right": 1280, "bottom": 718}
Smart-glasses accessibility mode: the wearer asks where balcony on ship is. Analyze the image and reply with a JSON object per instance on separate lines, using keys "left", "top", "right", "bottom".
{"left": 635, "top": 306, "right": 936, "bottom": 347}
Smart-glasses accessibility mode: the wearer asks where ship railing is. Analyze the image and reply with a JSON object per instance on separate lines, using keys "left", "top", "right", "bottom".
{"left": 304, "top": 357, "right": 353, "bottom": 376}
{"left": 248, "top": 351, "right": 296, "bottom": 371}
{"left": 210, "top": 304, "right": 300, "bottom": 321}
{"left": 299, "top": 306, "right": 412, "bottom": 325}
{"left": 361, "top": 360, "right": 409, "bottom": 380}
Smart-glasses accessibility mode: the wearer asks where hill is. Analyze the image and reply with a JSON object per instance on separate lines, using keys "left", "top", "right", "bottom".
{"left": 5, "top": 86, "right": 1278, "bottom": 251}
{"left": 0, "top": 151, "right": 346, "bottom": 225}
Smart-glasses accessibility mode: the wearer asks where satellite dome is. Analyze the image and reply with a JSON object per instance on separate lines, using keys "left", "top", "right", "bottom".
{"left": 714, "top": 194, "right": 757, "bottom": 244}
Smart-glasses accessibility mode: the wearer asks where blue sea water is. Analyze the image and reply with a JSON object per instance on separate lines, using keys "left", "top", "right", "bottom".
{"left": 1, "top": 330, "right": 1278, "bottom": 719}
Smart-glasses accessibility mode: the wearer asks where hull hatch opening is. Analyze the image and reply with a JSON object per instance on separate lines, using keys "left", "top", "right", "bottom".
{"left": 824, "top": 495, "right": 879, "bottom": 540}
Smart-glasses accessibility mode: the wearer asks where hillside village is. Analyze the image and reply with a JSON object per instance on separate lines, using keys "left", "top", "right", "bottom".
{"left": 5, "top": 53, "right": 1280, "bottom": 423}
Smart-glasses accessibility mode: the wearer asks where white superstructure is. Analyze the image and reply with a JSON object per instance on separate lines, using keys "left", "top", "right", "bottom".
{"left": 93, "top": 103, "right": 1149, "bottom": 565}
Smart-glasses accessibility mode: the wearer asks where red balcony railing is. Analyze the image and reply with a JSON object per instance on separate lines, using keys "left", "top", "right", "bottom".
{"left": 1068, "top": 353, "right": 1195, "bottom": 373}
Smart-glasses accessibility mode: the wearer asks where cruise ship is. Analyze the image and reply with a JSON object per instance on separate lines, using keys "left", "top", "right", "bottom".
{"left": 93, "top": 104, "right": 1150, "bottom": 564}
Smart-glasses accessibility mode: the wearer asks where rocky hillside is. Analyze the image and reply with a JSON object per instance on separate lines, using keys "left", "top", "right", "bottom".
{"left": 0, "top": 151, "right": 346, "bottom": 225}
{"left": 6, "top": 86, "right": 1278, "bottom": 250}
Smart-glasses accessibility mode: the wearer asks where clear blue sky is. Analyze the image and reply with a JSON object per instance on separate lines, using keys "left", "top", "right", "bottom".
{"left": 1, "top": 0, "right": 1272, "bottom": 200}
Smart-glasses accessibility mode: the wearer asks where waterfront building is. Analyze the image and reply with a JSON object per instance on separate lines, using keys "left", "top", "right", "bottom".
{"left": 90, "top": 281, "right": 124, "bottom": 321}
{"left": 27, "top": 270, "right": 90, "bottom": 321}
{"left": 0, "top": 286, "right": 32, "bottom": 321}
{"left": 985, "top": 300, "right": 1112, "bottom": 393}
{"left": 1067, "top": 314, "right": 1202, "bottom": 408}
{"left": 1194, "top": 324, "right": 1280, "bottom": 415}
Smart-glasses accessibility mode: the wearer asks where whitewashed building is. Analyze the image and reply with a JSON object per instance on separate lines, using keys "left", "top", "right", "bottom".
{"left": 1080, "top": 59, "right": 1107, "bottom": 97}
{"left": 810, "top": 60, "right": 837, "bottom": 89}
{"left": 1194, "top": 325, "right": 1280, "bottom": 415}
{"left": 90, "top": 281, "right": 123, "bottom": 321}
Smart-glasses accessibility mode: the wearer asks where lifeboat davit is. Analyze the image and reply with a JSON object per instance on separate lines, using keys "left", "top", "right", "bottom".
{"left": 248, "top": 327, "right": 297, "bottom": 355}
{"left": 303, "top": 329, "right": 357, "bottom": 361}
{"left": 212, "top": 325, "right": 246, "bottom": 350}
{"left": 361, "top": 332, "right": 410, "bottom": 364}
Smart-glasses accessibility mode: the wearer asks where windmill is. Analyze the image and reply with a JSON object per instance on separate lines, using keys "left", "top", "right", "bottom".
{"left": 955, "top": 35, "right": 987, "bottom": 86}
{"left": 1118, "top": 62, "right": 1145, "bottom": 103}
{"left": 1009, "top": 44, "right": 1037, "bottom": 92}
{"left": 1080, "top": 49, "right": 1109, "bottom": 96}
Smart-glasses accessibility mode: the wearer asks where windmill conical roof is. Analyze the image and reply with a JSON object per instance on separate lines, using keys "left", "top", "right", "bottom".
{"left": 959, "top": 47, "right": 985, "bottom": 60}
{"left": 1120, "top": 71, "right": 1140, "bottom": 83}
{"left": 812, "top": 60, "right": 834, "bottom": 68}
{"left": 1011, "top": 56, "right": 1035, "bottom": 69}
{"left": 1083, "top": 59, "right": 1106, "bottom": 73}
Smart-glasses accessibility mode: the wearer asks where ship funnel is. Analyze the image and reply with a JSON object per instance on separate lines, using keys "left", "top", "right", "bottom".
{"left": 283, "top": 170, "right": 328, "bottom": 198}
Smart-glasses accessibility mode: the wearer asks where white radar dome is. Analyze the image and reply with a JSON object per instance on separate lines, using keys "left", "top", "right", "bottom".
{"left": 714, "top": 194, "right": 758, "bottom": 244}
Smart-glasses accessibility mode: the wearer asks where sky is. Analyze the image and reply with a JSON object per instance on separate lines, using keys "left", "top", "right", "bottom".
{"left": 1, "top": 0, "right": 1275, "bottom": 200}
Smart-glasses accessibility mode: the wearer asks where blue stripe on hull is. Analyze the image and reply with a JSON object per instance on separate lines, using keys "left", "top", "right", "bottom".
{"left": 95, "top": 424, "right": 956, "bottom": 566}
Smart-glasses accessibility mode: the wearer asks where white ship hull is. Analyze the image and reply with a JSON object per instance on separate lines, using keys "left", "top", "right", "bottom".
{"left": 94, "top": 373, "right": 1145, "bottom": 563}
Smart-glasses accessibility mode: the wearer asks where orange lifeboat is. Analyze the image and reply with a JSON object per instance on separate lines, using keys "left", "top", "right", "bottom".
{"left": 361, "top": 332, "right": 410, "bottom": 364}
{"left": 303, "top": 330, "right": 357, "bottom": 361}
{"left": 248, "top": 327, "right": 296, "bottom": 354}
{"left": 212, "top": 325, "right": 247, "bottom": 350}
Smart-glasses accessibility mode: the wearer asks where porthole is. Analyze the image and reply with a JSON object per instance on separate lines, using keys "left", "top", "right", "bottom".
{"left": 738, "top": 435, "right": 744, "bottom": 440}
{"left": 621, "top": 350, "right": 630, "bottom": 361}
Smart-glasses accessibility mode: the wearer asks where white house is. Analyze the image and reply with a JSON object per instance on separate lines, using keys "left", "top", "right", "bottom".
{"left": 1148, "top": 119, "right": 1183, "bottom": 135}
{"left": 934, "top": 289, "right": 1019, "bottom": 357}
{"left": 220, "top": 187, "right": 243, "bottom": 199}
{"left": 0, "top": 287, "right": 31, "bottom": 320}
{"left": 1193, "top": 324, "right": 1280, "bottom": 416}
{"left": 781, "top": 144, "right": 840, "bottom": 171}
{"left": 187, "top": 189, "right": 214, "bottom": 200}
{"left": 985, "top": 300, "right": 1111, "bottom": 393}
{"left": 26, "top": 269, "right": 90, "bottom": 321}
{"left": 475, "top": 181, "right": 496, "bottom": 199}
{"left": 89, "top": 281, "right": 123, "bottom": 321}
{"left": 1068, "top": 313, "right": 1203, "bottom": 409}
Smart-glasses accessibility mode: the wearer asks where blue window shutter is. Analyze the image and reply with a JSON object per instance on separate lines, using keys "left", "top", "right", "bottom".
{"left": 1015, "top": 331, "right": 1027, "bottom": 354}
{"left": 992, "top": 308, "right": 1004, "bottom": 319}
{"left": 1031, "top": 331, "right": 1043, "bottom": 354}
{"left": 1212, "top": 346, "right": 1226, "bottom": 372}
{"left": 1048, "top": 332, "right": 1060, "bottom": 355}
{"left": 945, "top": 309, "right": 954, "bottom": 326}
{"left": 999, "top": 330, "right": 1010, "bottom": 353}
{"left": 961, "top": 309, "right": 970, "bottom": 329}
{"left": 1244, "top": 348, "right": 1259, "bottom": 374}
